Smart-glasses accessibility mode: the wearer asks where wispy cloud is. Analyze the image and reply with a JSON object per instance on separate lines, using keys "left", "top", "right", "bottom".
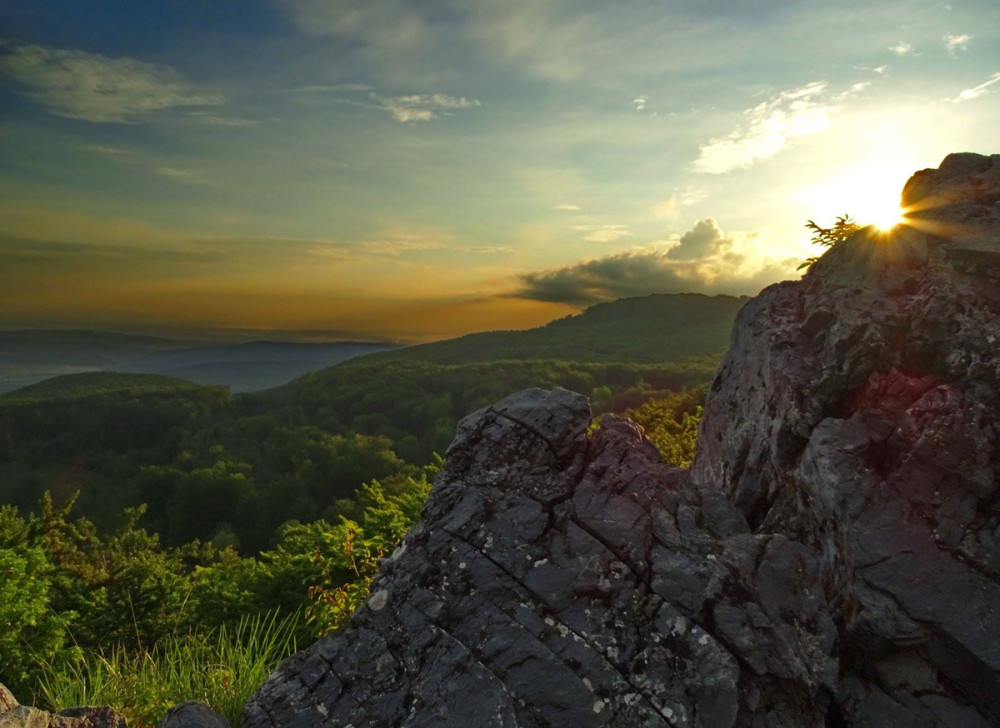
{"left": 154, "top": 167, "right": 210, "bottom": 185}
{"left": 888, "top": 41, "right": 914, "bottom": 56}
{"left": 315, "top": 85, "right": 481, "bottom": 123}
{"left": 278, "top": 0, "right": 427, "bottom": 55}
{"left": 188, "top": 111, "right": 260, "bottom": 127}
{"left": 354, "top": 233, "right": 447, "bottom": 255}
{"left": 554, "top": 204, "right": 581, "bottom": 212}
{"left": 0, "top": 43, "right": 222, "bottom": 122}
{"left": 854, "top": 64, "right": 888, "bottom": 74}
{"left": 83, "top": 144, "right": 130, "bottom": 156}
{"left": 572, "top": 224, "right": 630, "bottom": 243}
{"left": 954, "top": 72, "right": 1000, "bottom": 102}
{"left": 372, "top": 93, "right": 481, "bottom": 123}
{"left": 652, "top": 190, "right": 706, "bottom": 219}
{"left": 944, "top": 33, "right": 972, "bottom": 56}
{"left": 692, "top": 82, "right": 834, "bottom": 174}
{"left": 455, "top": 245, "right": 512, "bottom": 254}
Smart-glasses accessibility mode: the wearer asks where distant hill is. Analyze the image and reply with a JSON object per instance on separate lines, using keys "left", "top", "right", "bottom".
{"left": 110, "top": 341, "right": 400, "bottom": 392}
{"left": 0, "top": 371, "right": 207, "bottom": 403}
{"left": 366, "top": 293, "right": 747, "bottom": 365}
{"left": 0, "top": 331, "right": 400, "bottom": 394}
{"left": 0, "top": 330, "right": 181, "bottom": 394}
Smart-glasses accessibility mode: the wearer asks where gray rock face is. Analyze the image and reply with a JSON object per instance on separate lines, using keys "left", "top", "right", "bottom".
{"left": 158, "top": 703, "right": 229, "bottom": 728}
{"left": 244, "top": 154, "right": 1000, "bottom": 727}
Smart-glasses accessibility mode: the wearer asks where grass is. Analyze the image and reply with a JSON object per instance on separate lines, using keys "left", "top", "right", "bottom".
{"left": 37, "top": 612, "right": 298, "bottom": 728}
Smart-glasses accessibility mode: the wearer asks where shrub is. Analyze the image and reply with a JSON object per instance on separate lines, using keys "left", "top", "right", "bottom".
{"left": 798, "top": 214, "right": 862, "bottom": 271}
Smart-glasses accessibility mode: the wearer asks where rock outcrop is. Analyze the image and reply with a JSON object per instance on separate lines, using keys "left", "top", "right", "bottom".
{"left": 244, "top": 153, "right": 1000, "bottom": 727}
{"left": 0, "top": 685, "right": 127, "bottom": 728}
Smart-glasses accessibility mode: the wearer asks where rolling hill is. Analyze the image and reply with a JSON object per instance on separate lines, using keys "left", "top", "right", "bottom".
{"left": 363, "top": 293, "right": 747, "bottom": 365}
{"left": 110, "top": 341, "right": 400, "bottom": 391}
{"left": 0, "top": 332, "right": 400, "bottom": 395}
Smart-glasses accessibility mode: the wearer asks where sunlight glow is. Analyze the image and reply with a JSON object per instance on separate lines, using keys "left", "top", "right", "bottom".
{"left": 795, "top": 162, "right": 911, "bottom": 236}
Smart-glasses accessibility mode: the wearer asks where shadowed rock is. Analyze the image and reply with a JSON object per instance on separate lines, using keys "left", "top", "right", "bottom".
{"left": 243, "top": 153, "right": 1000, "bottom": 727}
{"left": 158, "top": 703, "right": 229, "bottom": 728}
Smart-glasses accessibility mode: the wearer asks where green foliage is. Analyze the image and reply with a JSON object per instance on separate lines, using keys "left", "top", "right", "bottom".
{"left": 0, "top": 358, "right": 715, "bottom": 550}
{"left": 305, "top": 467, "right": 435, "bottom": 636}
{"left": 28, "top": 494, "right": 198, "bottom": 652}
{"left": 621, "top": 387, "right": 705, "bottom": 468}
{"left": 0, "top": 462, "right": 434, "bottom": 714}
{"left": 38, "top": 612, "right": 298, "bottom": 728}
{"left": 0, "top": 543, "right": 79, "bottom": 697}
{"left": 798, "top": 214, "right": 863, "bottom": 271}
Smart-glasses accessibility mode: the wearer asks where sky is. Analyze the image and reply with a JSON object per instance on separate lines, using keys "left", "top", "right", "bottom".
{"left": 0, "top": 0, "right": 997, "bottom": 342}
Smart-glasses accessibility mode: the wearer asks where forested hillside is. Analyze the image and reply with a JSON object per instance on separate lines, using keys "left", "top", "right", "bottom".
{"left": 0, "top": 293, "right": 738, "bottom": 551}
{"left": 364, "top": 293, "right": 745, "bottom": 364}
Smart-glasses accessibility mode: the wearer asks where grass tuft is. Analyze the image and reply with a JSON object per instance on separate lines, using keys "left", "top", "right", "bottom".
{"left": 37, "top": 612, "right": 298, "bottom": 728}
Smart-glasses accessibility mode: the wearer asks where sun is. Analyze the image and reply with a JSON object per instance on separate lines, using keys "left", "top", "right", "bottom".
{"left": 796, "top": 162, "right": 910, "bottom": 235}
{"left": 868, "top": 204, "right": 906, "bottom": 232}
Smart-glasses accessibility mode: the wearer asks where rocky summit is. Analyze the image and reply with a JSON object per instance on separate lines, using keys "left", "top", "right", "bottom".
{"left": 243, "top": 153, "right": 1000, "bottom": 728}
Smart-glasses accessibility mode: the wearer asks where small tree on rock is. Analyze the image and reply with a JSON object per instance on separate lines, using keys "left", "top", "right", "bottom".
{"left": 798, "top": 214, "right": 862, "bottom": 271}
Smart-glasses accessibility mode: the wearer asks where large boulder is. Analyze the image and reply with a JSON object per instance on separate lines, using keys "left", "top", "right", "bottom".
{"left": 243, "top": 153, "right": 1000, "bottom": 727}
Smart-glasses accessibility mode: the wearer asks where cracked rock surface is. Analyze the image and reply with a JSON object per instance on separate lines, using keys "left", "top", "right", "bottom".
{"left": 244, "top": 153, "right": 1000, "bottom": 727}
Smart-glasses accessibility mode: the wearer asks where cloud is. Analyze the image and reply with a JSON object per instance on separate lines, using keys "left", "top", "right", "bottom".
{"left": 692, "top": 82, "right": 834, "bottom": 174}
{"left": 154, "top": 167, "right": 212, "bottom": 186}
{"left": 853, "top": 64, "right": 888, "bottom": 74}
{"left": 955, "top": 72, "right": 1000, "bottom": 102}
{"left": 0, "top": 43, "right": 223, "bottom": 122}
{"left": 633, "top": 95, "right": 648, "bottom": 111}
{"left": 944, "top": 33, "right": 971, "bottom": 56}
{"left": 372, "top": 93, "right": 481, "bottom": 122}
{"left": 455, "top": 245, "right": 512, "bottom": 254}
{"left": 652, "top": 199, "right": 679, "bottom": 219}
{"left": 554, "top": 204, "right": 581, "bottom": 211}
{"left": 354, "top": 233, "right": 447, "bottom": 255}
{"left": 514, "top": 247, "right": 792, "bottom": 305}
{"left": 456, "top": 0, "right": 602, "bottom": 82}
{"left": 319, "top": 85, "right": 481, "bottom": 122}
{"left": 279, "top": 0, "right": 427, "bottom": 53}
{"left": 572, "top": 224, "right": 630, "bottom": 243}
{"left": 889, "top": 41, "right": 914, "bottom": 56}
{"left": 83, "top": 144, "right": 130, "bottom": 156}
{"left": 514, "top": 218, "right": 794, "bottom": 305}
{"left": 652, "top": 190, "right": 706, "bottom": 219}
{"left": 666, "top": 218, "right": 730, "bottom": 260}
{"left": 188, "top": 111, "right": 260, "bottom": 127}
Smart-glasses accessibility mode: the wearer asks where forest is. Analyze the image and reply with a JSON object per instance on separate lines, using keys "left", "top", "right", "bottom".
{"left": 0, "top": 294, "right": 724, "bottom": 724}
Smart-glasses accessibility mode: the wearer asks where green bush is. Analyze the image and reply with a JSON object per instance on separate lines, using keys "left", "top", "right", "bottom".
{"left": 621, "top": 388, "right": 705, "bottom": 468}
{"left": 0, "top": 545, "right": 78, "bottom": 698}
